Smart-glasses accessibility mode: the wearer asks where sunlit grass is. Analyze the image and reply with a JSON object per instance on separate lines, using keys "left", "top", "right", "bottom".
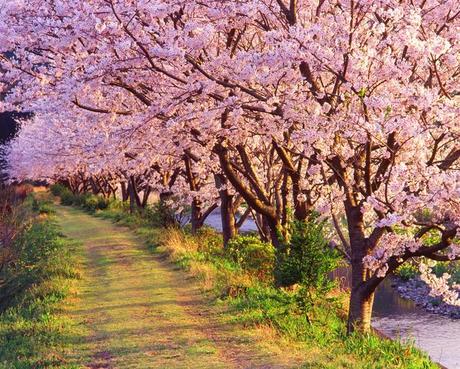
{"left": 0, "top": 213, "right": 84, "bottom": 369}
{"left": 96, "top": 202, "right": 438, "bottom": 369}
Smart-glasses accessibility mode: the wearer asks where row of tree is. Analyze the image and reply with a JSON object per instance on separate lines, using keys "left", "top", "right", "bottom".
{"left": 1, "top": 0, "right": 460, "bottom": 332}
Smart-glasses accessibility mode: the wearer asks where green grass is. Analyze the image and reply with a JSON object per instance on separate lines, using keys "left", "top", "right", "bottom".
{"left": 0, "top": 201, "right": 83, "bottom": 369}
{"left": 54, "top": 204, "right": 304, "bottom": 368}
{"left": 94, "top": 200, "right": 438, "bottom": 369}
{"left": 6, "top": 192, "right": 436, "bottom": 369}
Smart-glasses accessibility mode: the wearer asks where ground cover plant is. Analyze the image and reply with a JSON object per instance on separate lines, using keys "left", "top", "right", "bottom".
{"left": 0, "top": 189, "right": 82, "bottom": 369}
{"left": 86, "top": 195, "right": 437, "bottom": 369}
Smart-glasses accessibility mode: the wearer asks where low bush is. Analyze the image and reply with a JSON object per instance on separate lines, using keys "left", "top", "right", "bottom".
{"left": 275, "top": 218, "right": 341, "bottom": 288}
{"left": 227, "top": 234, "right": 275, "bottom": 281}
{"left": 0, "top": 218, "right": 62, "bottom": 310}
{"left": 81, "top": 194, "right": 109, "bottom": 213}
{"left": 59, "top": 188, "right": 76, "bottom": 206}
{"left": 143, "top": 200, "right": 187, "bottom": 228}
{"left": 49, "top": 183, "right": 67, "bottom": 197}
{"left": 194, "top": 226, "right": 224, "bottom": 255}
{"left": 31, "top": 197, "right": 55, "bottom": 215}
{"left": 0, "top": 185, "right": 32, "bottom": 282}
{"left": 55, "top": 185, "right": 110, "bottom": 213}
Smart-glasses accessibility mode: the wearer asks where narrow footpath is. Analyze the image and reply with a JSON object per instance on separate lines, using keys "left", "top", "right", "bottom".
{"left": 55, "top": 205, "right": 307, "bottom": 369}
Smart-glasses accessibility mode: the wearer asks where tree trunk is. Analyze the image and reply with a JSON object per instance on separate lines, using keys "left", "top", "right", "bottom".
{"left": 215, "top": 174, "right": 237, "bottom": 247}
{"left": 347, "top": 284, "right": 374, "bottom": 333}
{"left": 130, "top": 176, "right": 142, "bottom": 208}
{"left": 141, "top": 186, "right": 151, "bottom": 208}
{"left": 190, "top": 198, "right": 202, "bottom": 234}
{"left": 221, "top": 193, "right": 236, "bottom": 247}
{"left": 127, "top": 181, "right": 136, "bottom": 213}
{"left": 89, "top": 178, "right": 99, "bottom": 195}
{"left": 266, "top": 217, "right": 284, "bottom": 251}
{"left": 253, "top": 212, "right": 270, "bottom": 242}
{"left": 346, "top": 204, "right": 376, "bottom": 333}
{"left": 121, "top": 182, "right": 129, "bottom": 202}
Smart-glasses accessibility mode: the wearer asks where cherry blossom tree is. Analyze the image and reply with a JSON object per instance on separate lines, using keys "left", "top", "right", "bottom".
{"left": 2, "top": 0, "right": 460, "bottom": 333}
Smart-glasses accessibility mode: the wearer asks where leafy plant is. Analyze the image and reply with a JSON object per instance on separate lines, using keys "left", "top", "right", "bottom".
{"left": 31, "top": 198, "right": 55, "bottom": 215}
{"left": 81, "top": 194, "right": 109, "bottom": 213}
{"left": 275, "top": 218, "right": 342, "bottom": 315}
{"left": 395, "top": 263, "right": 418, "bottom": 281}
{"left": 227, "top": 234, "right": 275, "bottom": 280}
{"left": 276, "top": 218, "right": 341, "bottom": 288}
{"left": 0, "top": 210, "right": 80, "bottom": 368}
{"left": 59, "top": 188, "right": 76, "bottom": 206}
{"left": 49, "top": 183, "right": 67, "bottom": 197}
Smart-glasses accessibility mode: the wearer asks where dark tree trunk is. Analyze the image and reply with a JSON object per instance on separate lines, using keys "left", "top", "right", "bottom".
{"left": 253, "top": 212, "right": 270, "bottom": 242}
{"left": 130, "top": 176, "right": 142, "bottom": 208}
{"left": 215, "top": 174, "right": 237, "bottom": 247}
{"left": 141, "top": 186, "right": 151, "bottom": 208}
{"left": 121, "top": 182, "right": 129, "bottom": 202}
{"left": 190, "top": 198, "right": 202, "bottom": 234}
{"left": 346, "top": 204, "right": 376, "bottom": 333}
{"left": 89, "top": 178, "right": 99, "bottom": 195}
{"left": 127, "top": 181, "right": 136, "bottom": 213}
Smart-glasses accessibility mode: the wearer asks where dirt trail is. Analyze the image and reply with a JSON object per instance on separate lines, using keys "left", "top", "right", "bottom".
{"left": 55, "top": 205, "right": 306, "bottom": 369}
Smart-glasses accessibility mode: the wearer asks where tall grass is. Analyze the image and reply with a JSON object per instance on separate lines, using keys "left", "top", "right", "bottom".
{"left": 0, "top": 193, "right": 82, "bottom": 369}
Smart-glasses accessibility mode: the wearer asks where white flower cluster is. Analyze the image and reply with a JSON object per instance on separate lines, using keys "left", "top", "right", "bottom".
{"left": 363, "top": 233, "right": 422, "bottom": 278}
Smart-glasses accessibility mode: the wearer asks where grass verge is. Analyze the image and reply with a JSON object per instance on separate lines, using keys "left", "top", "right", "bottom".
{"left": 93, "top": 199, "right": 438, "bottom": 369}
{"left": 0, "top": 196, "right": 82, "bottom": 369}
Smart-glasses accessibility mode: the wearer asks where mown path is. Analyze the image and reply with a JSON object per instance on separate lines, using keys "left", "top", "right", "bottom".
{"left": 55, "top": 205, "right": 308, "bottom": 369}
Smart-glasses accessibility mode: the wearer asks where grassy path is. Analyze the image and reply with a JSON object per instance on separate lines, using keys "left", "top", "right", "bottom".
{"left": 55, "top": 205, "right": 306, "bottom": 369}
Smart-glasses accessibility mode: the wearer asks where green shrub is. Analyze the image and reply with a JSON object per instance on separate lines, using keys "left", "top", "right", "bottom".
{"left": 49, "top": 183, "right": 67, "bottom": 197}
{"left": 195, "top": 227, "right": 223, "bottom": 255}
{"left": 145, "top": 200, "right": 180, "bottom": 227}
{"left": 0, "top": 220, "right": 61, "bottom": 310}
{"left": 227, "top": 234, "right": 275, "bottom": 280}
{"left": 59, "top": 188, "right": 76, "bottom": 206}
{"left": 31, "top": 198, "right": 55, "bottom": 215}
{"left": 274, "top": 218, "right": 341, "bottom": 314}
{"left": 57, "top": 188, "right": 109, "bottom": 213}
{"left": 97, "top": 196, "right": 109, "bottom": 210}
{"left": 276, "top": 218, "right": 341, "bottom": 288}
{"left": 81, "top": 195, "right": 98, "bottom": 212}
{"left": 72, "top": 193, "right": 90, "bottom": 207}
{"left": 81, "top": 195, "right": 110, "bottom": 213}
{"left": 0, "top": 215, "right": 80, "bottom": 368}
